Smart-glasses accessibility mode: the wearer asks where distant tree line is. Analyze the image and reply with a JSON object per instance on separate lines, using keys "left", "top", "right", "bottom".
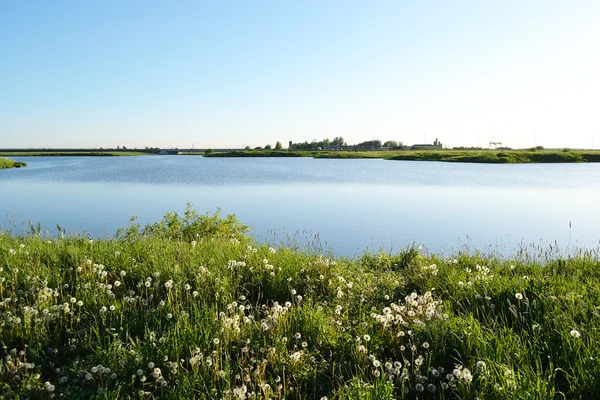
{"left": 286, "top": 137, "right": 408, "bottom": 151}
{"left": 288, "top": 137, "right": 347, "bottom": 151}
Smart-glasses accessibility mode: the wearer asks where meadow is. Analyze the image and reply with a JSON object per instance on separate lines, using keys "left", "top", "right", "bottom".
{"left": 1, "top": 207, "right": 600, "bottom": 399}
{"left": 0, "top": 157, "right": 26, "bottom": 169}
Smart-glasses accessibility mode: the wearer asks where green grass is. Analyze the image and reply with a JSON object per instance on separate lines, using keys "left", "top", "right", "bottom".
{"left": 0, "top": 157, "right": 26, "bottom": 169}
{"left": 204, "top": 150, "right": 308, "bottom": 158}
{"left": 387, "top": 150, "right": 600, "bottom": 163}
{"left": 204, "top": 149, "right": 600, "bottom": 163}
{"left": 0, "top": 151, "right": 146, "bottom": 157}
{"left": 204, "top": 150, "right": 424, "bottom": 159}
{"left": 1, "top": 206, "right": 600, "bottom": 399}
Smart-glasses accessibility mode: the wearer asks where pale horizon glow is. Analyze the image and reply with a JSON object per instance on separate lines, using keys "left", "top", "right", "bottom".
{"left": 1, "top": 1, "right": 599, "bottom": 149}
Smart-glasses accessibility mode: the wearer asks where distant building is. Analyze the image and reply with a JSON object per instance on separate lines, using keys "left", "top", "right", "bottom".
{"left": 158, "top": 149, "right": 179, "bottom": 155}
{"left": 411, "top": 138, "right": 442, "bottom": 150}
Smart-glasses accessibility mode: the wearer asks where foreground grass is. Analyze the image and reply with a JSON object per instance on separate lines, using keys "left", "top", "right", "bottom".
{"left": 205, "top": 149, "right": 600, "bottom": 163}
{"left": 0, "top": 152, "right": 146, "bottom": 157}
{"left": 2, "top": 207, "right": 600, "bottom": 399}
{"left": 0, "top": 157, "right": 26, "bottom": 169}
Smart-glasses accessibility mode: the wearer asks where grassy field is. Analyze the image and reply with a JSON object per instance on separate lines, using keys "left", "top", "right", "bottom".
{"left": 1, "top": 206, "right": 599, "bottom": 399}
{"left": 0, "top": 157, "right": 27, "bottom": 169}
{"left": 205, "top": 149, "right": 600, "bottom": 163}
{"left": 0, "top": 151, "right": 146, "bottom": 157}
{"left": 204, "top": 150, "right": 412, "bottom": 159}
{"left": 388, "top": 150, "right": 600, "bottom": 164}
{"left": 204, "top": 150, "right": 307, "bottom": 158}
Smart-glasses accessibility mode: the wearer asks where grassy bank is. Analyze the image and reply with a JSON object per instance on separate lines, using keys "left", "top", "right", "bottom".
{"left": 0, "top": 151, "right": 146, "bottom": 157}
{"left": 205, "top": 149, "right": 600, "bottom": 163}
{"left": 0, "top": 157, "right": 26, "bottom": 169}
{"left": 1, "top": 207, "right": 600, "bottom": 399}
{"left": 204, "top": 150, "right": 413, "bottom": 159}
{"left": 388, "top": 150, "right": 600, "bottom": 164}
{"left": 204, "top": 150, "right": 308, "bottom": 158}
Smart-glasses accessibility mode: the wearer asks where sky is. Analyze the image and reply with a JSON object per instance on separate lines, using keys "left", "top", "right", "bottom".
{"left": 1, "top": 0, "right": 599, "bottom": 149}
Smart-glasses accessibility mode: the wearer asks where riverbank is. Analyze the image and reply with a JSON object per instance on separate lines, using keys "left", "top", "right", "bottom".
{"left": 205, "top": 149, "right": 600, "bottom": 163}
{"left": 0, "top": 151, "right": 146, "bottom": 157}
{"left": 0, "top": 157, "right": 26, "bottom": 169}
{"left": 1, "top": 208, "right": 599, "bottom": 399}
{"left": 202, "top": 150, "right": 406, "bottom": 159}
{"left": 388, "top": 150, "right": 600, "bottom": 163}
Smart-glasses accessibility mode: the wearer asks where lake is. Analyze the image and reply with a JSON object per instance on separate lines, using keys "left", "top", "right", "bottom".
{"left": 1, "top": 155, "right": 599, "bottom": 257}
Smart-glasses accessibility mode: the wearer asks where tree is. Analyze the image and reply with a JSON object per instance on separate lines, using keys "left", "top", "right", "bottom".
{"left": 205, "top": 148, "right": 214, "bottom": 155}
{"left": 265, "top": 144, "right": 272, "bottom": 150}
{"left": 275, "top": 141, "right": 283, "bottom": 150}
{"left": 383, "top": 140, "right": 399, "bottom": 148}
{"left": 244, "top": 146, "right": 251, "bottom": 151}
{"left": 332, "top": 136, "right": 346, "bottom": 146}
{"left": 356, "top": 140, "right": 382, "bottom": 149}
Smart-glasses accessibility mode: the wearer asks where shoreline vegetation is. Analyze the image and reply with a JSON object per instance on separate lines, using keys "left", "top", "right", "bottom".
{"left": 1, "top": 207, "right": 600, "bottom": 398}
{"left": 0, "top": 151, "right": 146, "bottom": 157}
{"left": 2, "top": 149, "right": 600, "bottom": 163}
{"left": 203, "top": 149, "right": 600, "bottom": 163}
{"left": 0, "top": 157, "right": 26, "bottom": 169}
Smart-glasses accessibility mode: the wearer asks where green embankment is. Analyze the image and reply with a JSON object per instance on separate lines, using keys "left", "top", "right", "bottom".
{"left": 203, "top": 150, "right": 399, "bottom": 159}
{"left": 206, "top": 149, "right": 600, "bottom": 163}
{"left": 203, "top": 150, "right": 307, "bottom": 158}
{"left": 1, "top": 206, "right": 599, "bottom": 399}
{"left": 0, "top": 157, "right": 26, "bottom": 169}
{"left": 0, "top": 151, "right": 145, "bottom": 157}
{"left": 388, "top": 150, "right": 600, "bottom": 163}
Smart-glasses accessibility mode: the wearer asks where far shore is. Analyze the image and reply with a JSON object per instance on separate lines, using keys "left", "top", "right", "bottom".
{"left": 0, "top": 151, "right": 147, "bottom": 157}
{"left": 203, "top": 149, "right": 600, "bottom": 163}
{"left": 3, "top": 148, "right": 600, "bottom": 164}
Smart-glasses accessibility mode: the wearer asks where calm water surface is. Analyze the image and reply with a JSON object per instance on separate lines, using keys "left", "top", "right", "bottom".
{"left": 1, "top": 156, "right": 599, "bottom": 256}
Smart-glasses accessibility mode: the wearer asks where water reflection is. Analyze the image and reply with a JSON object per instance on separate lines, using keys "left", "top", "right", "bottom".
{"left": 1, "top": 156, "right": 599, "bottom": 256}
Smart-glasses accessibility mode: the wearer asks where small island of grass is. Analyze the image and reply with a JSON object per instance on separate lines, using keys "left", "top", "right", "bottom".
{"left": 0, "top": 156, "right": 26, "bottom": 169}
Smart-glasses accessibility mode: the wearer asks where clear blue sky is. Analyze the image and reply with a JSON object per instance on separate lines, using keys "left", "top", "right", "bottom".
{"left": 1, "top": 0, "right": 599, "bottom": 149}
